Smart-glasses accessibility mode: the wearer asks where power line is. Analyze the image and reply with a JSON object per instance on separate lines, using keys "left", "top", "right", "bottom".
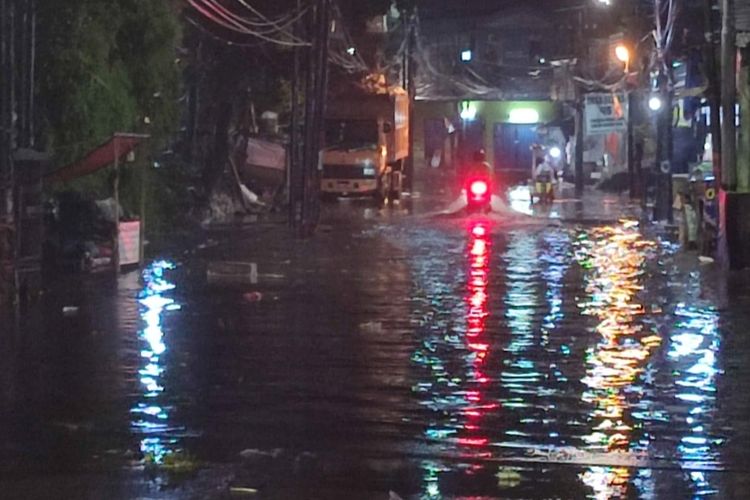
{"left": 186, "top": 0, "right": 311, "bottom": 47}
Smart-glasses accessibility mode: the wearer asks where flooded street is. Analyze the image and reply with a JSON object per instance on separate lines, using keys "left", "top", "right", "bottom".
{"left": 2, "top": 181, "right": 750, "bottom": 499}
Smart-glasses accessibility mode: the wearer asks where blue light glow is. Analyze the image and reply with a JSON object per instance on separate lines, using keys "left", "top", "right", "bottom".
{"left": 131, "top": 260, "right": 183, "bottom": 464}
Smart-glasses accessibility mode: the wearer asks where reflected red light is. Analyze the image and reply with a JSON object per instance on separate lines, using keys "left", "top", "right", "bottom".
{"left": 470, "top": 292, "right": 486, "bottom": 308}
{"left": 470, "top": 180, "right": 489, "bottom": 197}
{"left": 471, "top": 239, "right": 487, "bottom": 256}
{"left": 458, "top": 223, "right": 493, "bottom": 451}
{"left": 457, "top": 437, "right": 488, "bottom": 446}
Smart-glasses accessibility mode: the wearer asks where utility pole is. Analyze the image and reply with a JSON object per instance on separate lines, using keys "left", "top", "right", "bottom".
{"left": 573, "top": 6, "right": 586, "bottom": 199}
{"left": 666, "top": 89, "right": 674, "bottom": 223}
{"left": 627, "top": 90, "right": 635, "bottom": 199}
{"left": 653, "top": 80, "right": 674, "bottom": 222}
{"left": 574, "top": 88, "right": 585, "bottom": 197}
{"left": 1, "top": 0, "right": 17, "bottom": 302}
{"left": 1, "top": 0, "right": 42, "bottom": 306}
{"left": 289, "top": 0, "right": 303, "bottom": 231}
{"left": 704, "top": 0, "right": 722, "bottom": 183}
{"left": 720, "top": 0, "right": 736, "bottom": 191}
{"left": 652, "top": 0, "right": 675, "bottom": 223}
{"left": 403, "top": 12, "right": 415, "bottom": 193}
{"left": 297, "top": 0, "right": 330, "bottom": 237}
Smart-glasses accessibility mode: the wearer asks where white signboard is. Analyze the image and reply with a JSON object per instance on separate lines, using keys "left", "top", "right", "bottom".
{"left": 118, "top": 220, "right": 141, "bottom": 266}
{"left": 585, "top": 93, "right": 627, "bottom": 135}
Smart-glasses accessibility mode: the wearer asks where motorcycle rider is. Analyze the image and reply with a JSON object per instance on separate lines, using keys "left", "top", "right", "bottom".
{"left": 534, "top": 156, "right": 556, "bottom": 202}
{"left": 461, "top": 149, "right": 494, "bottom": 211}
{"left": 464, "top": 149, "right": 494, "bottom": 186}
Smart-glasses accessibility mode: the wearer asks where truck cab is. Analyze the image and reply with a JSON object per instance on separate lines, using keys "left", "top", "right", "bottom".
{"left": 321, "top": 89, "right": 408, "bottom": 200}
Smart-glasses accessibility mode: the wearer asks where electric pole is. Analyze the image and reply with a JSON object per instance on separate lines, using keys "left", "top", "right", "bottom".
{"left": 574, "top": 7, "right": 585, "bottom": 198}
{"left": 291, "top": 0, "right": 330, "bottom": 237}
{"left": 720, "top": 0, "right": 736, "bottom": 191}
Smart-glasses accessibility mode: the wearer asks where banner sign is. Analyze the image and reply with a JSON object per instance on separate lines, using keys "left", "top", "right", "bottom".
{"left": 585, "top": 93, "right": 627, "bottom": 135}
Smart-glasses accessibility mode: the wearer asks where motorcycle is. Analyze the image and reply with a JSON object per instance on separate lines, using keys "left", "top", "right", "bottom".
{"left": 465, "top": 176, "right": 492, "bottom": 214}
{"left": 534, "top": 173, "right": 554, "bottom": 205}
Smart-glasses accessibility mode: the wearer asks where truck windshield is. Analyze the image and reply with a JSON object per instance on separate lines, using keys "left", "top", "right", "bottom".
{"left": 325, "top": 120, "right": 378, "bottom": 148}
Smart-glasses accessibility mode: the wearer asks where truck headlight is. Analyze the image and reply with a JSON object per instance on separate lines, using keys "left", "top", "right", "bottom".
{"left": 363, "top": 166, "right": 376, "bottom": 176}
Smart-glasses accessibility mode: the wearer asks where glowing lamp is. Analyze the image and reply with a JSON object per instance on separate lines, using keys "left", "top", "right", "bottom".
{"left": 460, "top": 102, "right": 477, "bottom": 120}
{"left": 648, "top": 95, "right": 663, "bottom": 112}
{"left": 508, "top": 108, "right": 539, "bottom": 124}
{"left": 614, "top": 45, "right": 630, "bottom": 64}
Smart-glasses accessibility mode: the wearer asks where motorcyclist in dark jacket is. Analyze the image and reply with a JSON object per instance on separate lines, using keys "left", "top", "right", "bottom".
{"left": 465, "top": 149, "right": 493, "bottom": 178}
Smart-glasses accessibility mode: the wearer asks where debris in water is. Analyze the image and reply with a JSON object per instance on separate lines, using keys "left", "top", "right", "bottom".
{"left": 229, "top": 486, "right": 259, "bottom": 496}
{"left": 360, "top": 321, "right": 383, "bottom": 333}
{"left": 62, "top": 306, "right": 79, "bottom": 317}
{"left": 208, "top": 261, "right": 258, "bottom": 285}
{"left": 242, "top": 292, "right": 263, "bottom": 303}
{"left": 239, "top": 448, "right": 283, "bottom": 460}
{"left": 496, "top": 467, "right": 522, "bottom": 488}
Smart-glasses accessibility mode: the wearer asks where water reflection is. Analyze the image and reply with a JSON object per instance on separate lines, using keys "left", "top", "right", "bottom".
{"left": 131, "top": 260, "right": 182, "bottom": 464}
{"left": 574, "top": 222, "right": 662, "bottom": 497}
{"left": 670, "top": 302, "right": 721, "bottom": 495}
{"left": 575, "top": 223, "right": 659, "bottom": 451}
{"left": 500, "top": 230, "right": 543, "bottom": 447}
{"left": 412, "top": 219, "right": 495, "bottom": 497}
{"left": 460, "top": 220, "right": 493, "bottom": 451}
{"left": 407, "top": 219, "right": 730, "bottom": 497}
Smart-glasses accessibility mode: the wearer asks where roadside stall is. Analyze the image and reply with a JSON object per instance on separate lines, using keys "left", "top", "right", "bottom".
{"left": 45, "top": 133, "right": 150, "bottom": 272}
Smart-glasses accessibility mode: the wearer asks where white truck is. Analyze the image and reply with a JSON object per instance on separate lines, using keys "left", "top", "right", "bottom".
{"left": 321, "top": 87, "right": 409, "bottom": 200}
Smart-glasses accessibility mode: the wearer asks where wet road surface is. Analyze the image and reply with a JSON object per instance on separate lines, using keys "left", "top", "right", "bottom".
{"left": 2, "top": 176, "right": 750, "bottom": 498}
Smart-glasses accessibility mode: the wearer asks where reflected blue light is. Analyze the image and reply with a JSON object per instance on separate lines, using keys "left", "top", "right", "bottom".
{"left": 131, "top": 260, "right": 183, "bottom": 464}
{"left": 421, "top": 461, "right": 444, "bottom": 498}
{"left": 682, "top": 436, "right": 708, "bottom": 445}
{"left": 131, "top": 405, "right": 164, "bottom": 416}
{"left": 669, "top": 302, "right": 721, "bottom": 493}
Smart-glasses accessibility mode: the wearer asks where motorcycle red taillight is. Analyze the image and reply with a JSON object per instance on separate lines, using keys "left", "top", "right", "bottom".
{"left": 470, "top": 180, "right": 489, "bottom": 197}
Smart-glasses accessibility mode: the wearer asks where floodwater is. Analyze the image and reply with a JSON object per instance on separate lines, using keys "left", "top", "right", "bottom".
{"left": 1, "top": 180, "right": 750, "bottom": 499}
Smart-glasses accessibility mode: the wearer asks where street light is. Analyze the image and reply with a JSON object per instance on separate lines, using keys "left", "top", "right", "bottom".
{"left": 614, "top": 43, "right": 630, "bottom": 74}
{"left": 615, "top": 44, "right": 629, "bottom": 64}
{"left": 648, "top": 95, "right": 663, "bottom": 112}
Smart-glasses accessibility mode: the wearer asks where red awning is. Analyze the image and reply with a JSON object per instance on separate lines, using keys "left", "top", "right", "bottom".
{"left": 46, "top": 133, "right": 150, "bottom": 183}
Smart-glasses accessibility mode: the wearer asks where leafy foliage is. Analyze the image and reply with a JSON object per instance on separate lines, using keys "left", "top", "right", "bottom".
{"left": 36, "top": 0, "right": 181, "bottom": 186}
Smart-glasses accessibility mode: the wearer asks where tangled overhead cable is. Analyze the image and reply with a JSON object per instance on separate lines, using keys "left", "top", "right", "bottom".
{"left": 186, "top": 0, "right": 374, "bottom": 75}
{"left": 186, "top": 0, "right": 311, "bottom": 47}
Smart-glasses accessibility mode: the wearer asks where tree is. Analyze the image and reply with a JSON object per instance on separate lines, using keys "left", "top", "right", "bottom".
{"left": 34, "top": 0, "right": 183, "bottom": 234}
{"left": 36, "top": 0, "right": 181, "bottom": 168}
